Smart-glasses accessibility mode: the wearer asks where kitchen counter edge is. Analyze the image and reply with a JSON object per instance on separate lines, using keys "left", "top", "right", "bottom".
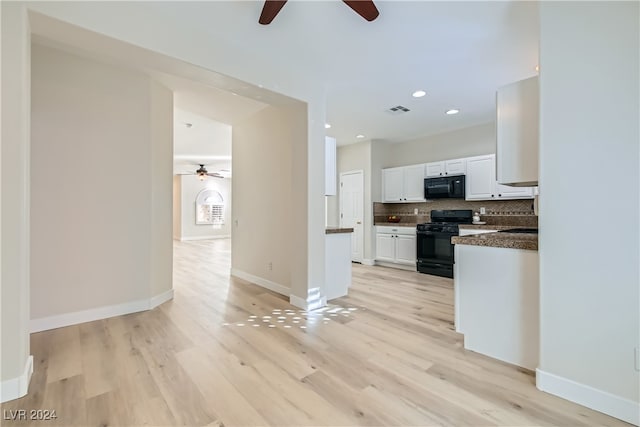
{"left": 452, "top": 232, "right": 538, "bottom": 251}
{"left": 325, "top": 227, "right": 354, "bottom": 234}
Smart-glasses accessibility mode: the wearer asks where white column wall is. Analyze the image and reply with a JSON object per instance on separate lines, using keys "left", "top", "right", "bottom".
{"left": 0, "top": 1, "right": 32, "bottom": 401}
{"left": 538, "top": 2, "right": 639, "bottom": 424}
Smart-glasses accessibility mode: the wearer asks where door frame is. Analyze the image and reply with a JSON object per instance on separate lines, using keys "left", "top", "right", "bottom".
{"left": 339, "top": 170, "right": 365, "bottom": 263}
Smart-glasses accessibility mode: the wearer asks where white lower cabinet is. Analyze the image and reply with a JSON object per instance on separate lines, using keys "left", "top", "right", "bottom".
{"left": 375, "top": 226, "right": 416, "bottom": 267}
{"left": 395, "top": 235, "right": 416, "bottom": 264}
{"left": 375, "top": 233, "right": 396, "bottom": 262}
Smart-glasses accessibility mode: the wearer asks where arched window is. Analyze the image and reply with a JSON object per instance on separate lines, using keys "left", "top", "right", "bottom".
{"left": 195, "top": 189, "right": 225, "bottom": 226}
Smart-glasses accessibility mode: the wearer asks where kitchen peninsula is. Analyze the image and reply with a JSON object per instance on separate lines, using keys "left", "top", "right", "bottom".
{"left": 453, "top": 229, "right": 539, "bottom": 370}
{"left": 325, "top": 227, "right": 353, "bottom": 301}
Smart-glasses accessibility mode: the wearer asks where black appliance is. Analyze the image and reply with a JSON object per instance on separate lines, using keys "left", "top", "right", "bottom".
{"left": 424, "top": 175, "right": 465, "bottom": 199}
{"left": 416, "top": 209, "right": 473, "bottom": 278}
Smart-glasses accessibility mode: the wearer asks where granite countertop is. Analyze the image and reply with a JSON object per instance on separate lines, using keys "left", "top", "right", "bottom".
{"left": 325, "top": 227, "right": 354, "bottom": 234}
{"left": 459, "top": 224, "right": 527, "bottom": 230}
{"left": 452, "top": 231, "right": 538, "bottom": 251}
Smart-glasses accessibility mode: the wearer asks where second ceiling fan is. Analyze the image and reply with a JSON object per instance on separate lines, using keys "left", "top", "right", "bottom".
{"left": 259, "top": 0, "right": 379, "bottom": 25}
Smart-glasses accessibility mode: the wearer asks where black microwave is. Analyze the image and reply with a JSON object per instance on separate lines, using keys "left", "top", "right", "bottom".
{"left": 424, "top": 175, "right": 466, "bottom": 199}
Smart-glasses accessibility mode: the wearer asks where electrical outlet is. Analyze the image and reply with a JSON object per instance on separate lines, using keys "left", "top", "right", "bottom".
{"left": 268, "top": 262, "right": 273, "bottom": 271}
{"left": 414, "top": 208, "right": 419, "bottom": 215}
{"left": 480, "top": 207, "right": 486, "bottom": 214}
{"left": 635, "top": 347, "right": 640, "bottom": 372}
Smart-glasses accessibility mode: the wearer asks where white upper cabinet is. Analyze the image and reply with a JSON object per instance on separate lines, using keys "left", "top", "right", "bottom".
{"left": 382, "top": 167, "right": 404, "bottom": 202}
{"left": 495, "top": 182, "right": 535, "bottom": 199}
{"left": 466, "top": 155, "right": 497, "bottom": 200}
{"left": 466, "top": 154, "right": 534, "bottom": 200}
{"left": 425, "top": 159, "right": 467, "bottom": 177}
{"left": 403, "top": 164, "right": 426, "bottom": 201}
{"left": 382, "top": 164, "right": 425, "bottom": 202}
{"left": 445, "top": 158, "right": 467, "bottom": 175}
{"left": 496, "top": 76, "right": 539, "bottom": 186}
{"left": 325, "top": 136, "right": 337, "bottom": 196}
{"left": 425, "top": 162, "right": 445, "bottom": 177}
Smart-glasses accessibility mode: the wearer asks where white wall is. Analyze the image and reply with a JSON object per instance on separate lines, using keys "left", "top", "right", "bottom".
{"left": 1, "top": 2, "right": 32, "bottom": 401}
{"left": 376, "top": 123, "right": 496, "bottom": 170}
{"left": 26, "top": 2, "right": 327, "bottom": 310}
{"left": 172, "top": 175, "right": 182, "bottom": 239}
{"left": 178, "top": 175, "right": 232, "bottom": 240}
{"left": 149, "top": 80, "right": 174, "bottom": 298}
{"left": 30, "top": 44, "right": 173, "bottom": 321}
{"left": 231, "top": 104, "right": 305, "bottom": 294}
{"left": 327, "top": 141, "right": 374, "bottom": 261}
{"left": 538, "top": 2, "right": 639, "bottom": 424}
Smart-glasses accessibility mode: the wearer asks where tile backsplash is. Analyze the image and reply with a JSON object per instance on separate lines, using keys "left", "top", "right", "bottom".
{"left": 374, "top": 198, "right": 537, "bottom": 227}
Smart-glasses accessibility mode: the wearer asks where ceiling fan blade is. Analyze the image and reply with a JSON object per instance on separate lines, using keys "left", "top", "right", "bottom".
{"left": 343, "top": 0, "right": 379, "bottom": 21}
{"left": 259, "top": 0, "right": 288, "bottom": 25}
{"left": 207, "top": 173, "right": 224, "bottom": 179}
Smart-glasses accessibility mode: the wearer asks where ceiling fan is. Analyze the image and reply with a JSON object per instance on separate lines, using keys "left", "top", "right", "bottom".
{"left": 259, "top": 0, "right": 379, "bottom": 25}
{"left": 177, "top": 164, "right": 224, "bottom": 180}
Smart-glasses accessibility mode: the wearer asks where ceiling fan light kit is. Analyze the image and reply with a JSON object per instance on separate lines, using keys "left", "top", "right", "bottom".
{"left": 177, "top": 164, "right": 224, "bottom": 180}
{"left": 259, "top": 0, "right": 379, "bottom": 25}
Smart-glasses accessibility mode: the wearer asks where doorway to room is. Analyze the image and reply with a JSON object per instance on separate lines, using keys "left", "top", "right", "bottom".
{"left": 339, "top": 170, "right": 364, "bottom": 263}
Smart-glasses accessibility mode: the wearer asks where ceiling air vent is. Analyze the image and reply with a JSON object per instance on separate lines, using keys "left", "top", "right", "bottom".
{"left": 386, "top": 105, "right": 411, "bottom": 115}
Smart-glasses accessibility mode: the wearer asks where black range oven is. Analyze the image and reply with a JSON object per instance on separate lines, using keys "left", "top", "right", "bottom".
{"left": 416, "top": 210, "right": 472, "bottom": 278}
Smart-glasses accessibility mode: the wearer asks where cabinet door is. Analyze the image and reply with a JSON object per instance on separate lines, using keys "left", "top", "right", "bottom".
{"left": 466, "top": 155, "right": 496, "bottom": 200}
{"left": 425, "top": 161, "right": 445, "bottom": 177}
{"left": 496, "top": 76, "right": 539, "bottom": 186}
{"left": 445, "top": 158, "right": 466, "bottom": 175}
{"left": 382, "top": 168, "right": 404, "bottom": 202}
{"left": 403, "top": 164, "right": 426, "bottom": 201}
{"left": 495, "top": 183, "right": 535, "bottom": 199}
{"left": 376, "top": 234, "right": 396, "bottom": 262}
{"left": 395, "top": 234, "right": 417, "bottom": 265}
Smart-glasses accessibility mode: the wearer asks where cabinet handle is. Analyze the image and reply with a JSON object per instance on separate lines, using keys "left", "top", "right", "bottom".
{"left": 491, "top": 194, "right": 495, "bottom": 198}
{"left": 498, "top": 194, "right": 502, "bottom": 197}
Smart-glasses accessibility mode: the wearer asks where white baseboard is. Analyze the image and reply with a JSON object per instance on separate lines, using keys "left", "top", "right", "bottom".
{"left": 536, "top": 369, "right": 640, "bottom": 425}
{"left": 180, "top": 235, "right": 230, "bottom": 241}
{"left": 374, "top": 260, "right": 417, "bottom": 271}
{"left": 290, "top": 291, "right": 327, "bottom": 311}
{"left": 1, "top": 355, "right": 33, "bottom": 403}
{"left": 30, "top": 289, "right": 175, "bottom": 333}
{"left": 361, "top": 258, "right": 375, "bottom": 266}
{"left": 230, "top": 268, "right": 290, "bottom": 297}
{"left": 150, "top": 289, "right": 174, "bottom": 309}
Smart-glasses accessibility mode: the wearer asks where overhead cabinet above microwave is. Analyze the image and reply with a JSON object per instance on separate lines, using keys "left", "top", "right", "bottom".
{"left": 425, "top": 158, "right": 467, "bottom": 177}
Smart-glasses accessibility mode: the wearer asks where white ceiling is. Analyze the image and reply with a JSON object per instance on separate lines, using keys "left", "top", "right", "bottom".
{"left": 30, "top": 1, "right": 539, "bottom": 152}
{"left": 173, "top": 109, "right": 233, "bottom": 176}
{"left": 146, "top": 0, "right": 539, "bottom": 145}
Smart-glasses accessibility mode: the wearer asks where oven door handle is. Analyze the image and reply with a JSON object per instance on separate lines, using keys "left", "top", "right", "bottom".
{"left": 417, "top": 230, "right": 454, "bottom": 235}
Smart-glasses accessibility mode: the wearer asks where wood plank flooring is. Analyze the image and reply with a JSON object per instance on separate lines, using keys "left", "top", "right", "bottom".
{"left": 1, "top": 239, "right": 631, "bottom": 426}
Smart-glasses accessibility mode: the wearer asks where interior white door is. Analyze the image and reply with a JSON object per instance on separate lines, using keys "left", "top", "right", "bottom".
{"left": 340, "top": 171, "right": 364, "bottom": 263}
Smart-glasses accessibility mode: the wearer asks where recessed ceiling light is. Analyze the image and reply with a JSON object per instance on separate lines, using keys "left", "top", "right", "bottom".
{"left": 356, "top": 134, "right": 365, "bottom": 139}
{"left": 412, "top": 90, "right": 427, "bottom": 98}
{"left": 445, "top": 109, "right": 460, "bottom": 115}
{"left": 325, "top": 123, "right": 331, "bottom": 129}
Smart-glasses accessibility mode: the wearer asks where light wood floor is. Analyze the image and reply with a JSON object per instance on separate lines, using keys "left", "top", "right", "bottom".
{"left": 2, "top": 239, "right": 630, "bottom": 426}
